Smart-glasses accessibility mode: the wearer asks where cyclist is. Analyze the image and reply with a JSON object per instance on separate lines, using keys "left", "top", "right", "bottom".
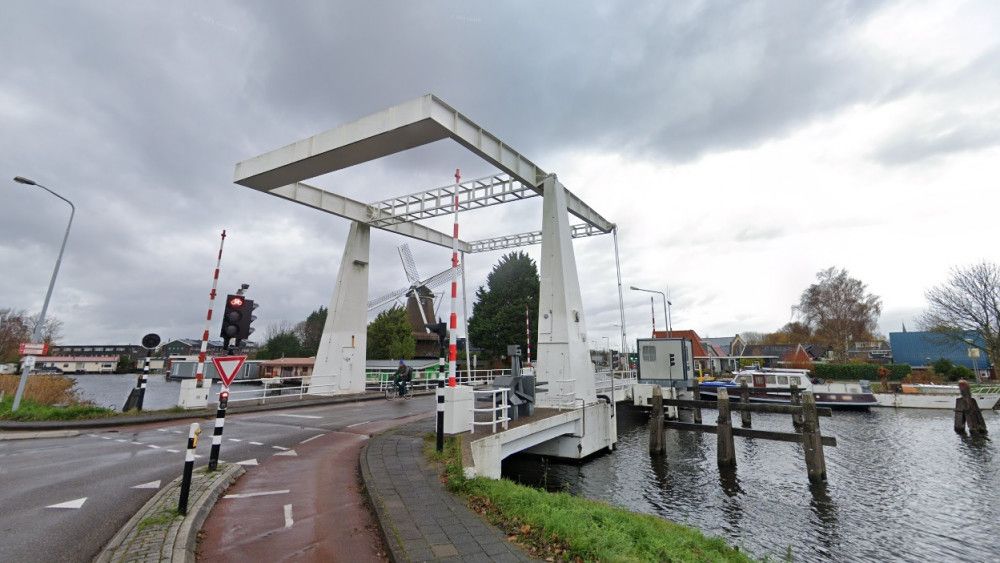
{"left": 393, "top": 360, "right": 413, "bottom": 398}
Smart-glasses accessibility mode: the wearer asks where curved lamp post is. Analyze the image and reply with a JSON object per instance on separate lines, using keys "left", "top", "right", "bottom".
{"left": 630, "top": 286, "right": 671, "bottom": 337}
{"left": 11, "top": 176, "right": 75, "bottom": 412}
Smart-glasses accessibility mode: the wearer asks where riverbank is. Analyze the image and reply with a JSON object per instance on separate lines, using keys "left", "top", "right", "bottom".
{"left": 429, "top": 434, "right": 752, "bottom": 562}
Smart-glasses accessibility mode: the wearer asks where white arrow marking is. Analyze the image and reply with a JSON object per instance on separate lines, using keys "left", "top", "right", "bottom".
{"left": 299, "top": 434, "right": 324, "bottom": 444}
{"left": 274, "top": 449, "right": 298, "bottom": 457}
{"left": 224, "top": 489, "right": 290, "bottom": 499}
{"left": 236, "top": 458, "right": 258, "bottom": 466}
{"left": 284, "top": 504, "right": 294, "bottom": 528}
{"left": 47, "top": 497, "right": 87, "bottom": 509}
{"left": 132, "top": 480, "right": 161, "bottom": 489}
{"left": 275, "top": 413, "right": 322, "bottom": 419}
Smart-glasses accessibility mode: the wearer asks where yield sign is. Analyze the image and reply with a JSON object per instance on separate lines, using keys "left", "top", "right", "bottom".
{"left": 212, "top": 355, "right": 247, "bottom": 387}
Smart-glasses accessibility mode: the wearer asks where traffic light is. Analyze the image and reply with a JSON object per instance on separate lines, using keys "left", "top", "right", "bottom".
{"left": 220, "top": 294, "right": 245, "bottom": 341}
{"left": 238, "top": 299, "right": 258, "bottom": 342}
{"left": 669, "top": 353, "right": 676, "bottom": 367}
{"left": 219, "top": 389, "right": 230, "bottom": 409}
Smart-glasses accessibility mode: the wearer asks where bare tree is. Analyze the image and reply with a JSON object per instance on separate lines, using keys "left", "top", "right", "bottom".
{"left": 0, "top": 308, "right": 63, "bottom": 362}
{"left": 921, "top": 261, "right": 1000, "bottom": 374}
{"left": 797, "top": 267, "right": 882, "bottom": 362}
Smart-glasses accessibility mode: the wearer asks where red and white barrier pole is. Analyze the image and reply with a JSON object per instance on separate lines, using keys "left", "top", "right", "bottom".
{"left": 195, "top": 230, "right": 227, "bottom": 388}
{"left": 525, "top": 301, "right": 532, "bottom": 366}
{"left": 448, "top": 169, "right": 460, "bottom": 387}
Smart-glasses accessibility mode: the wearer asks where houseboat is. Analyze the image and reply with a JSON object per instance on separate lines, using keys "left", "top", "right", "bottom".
{"left": 699, "top": 367, "right": 879, "bottom": 409}
{"left": 874, "top": 383, "right": 1000, "bottom": 410}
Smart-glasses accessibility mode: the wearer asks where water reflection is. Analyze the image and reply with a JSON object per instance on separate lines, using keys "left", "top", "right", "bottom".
{"left": 501, "top": 406, "right": 1000, "bottom": 562}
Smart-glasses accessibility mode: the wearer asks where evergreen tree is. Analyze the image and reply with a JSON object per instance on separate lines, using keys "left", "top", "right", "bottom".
{"left": 296, "top": 306, "right": 327, "bottom": 356}
{"left": 467, "top": 251, "right": 539, "bottom": 359}
{"left": 257, "top": 328, "right": 305, "bottom": 360}
{"left": 367, "top": 306, "right": 416, "bottom": 360}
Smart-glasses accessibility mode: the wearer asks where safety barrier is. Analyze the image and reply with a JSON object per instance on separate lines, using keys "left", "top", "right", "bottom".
{"left": 471, "top": 388, "right": 510, "bottom": 433}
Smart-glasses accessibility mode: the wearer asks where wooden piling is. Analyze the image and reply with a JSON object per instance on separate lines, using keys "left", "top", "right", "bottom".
{"left": 740, "top": 380, "right": 752, "bottom": 428}
{"left": 790, "top": 382, "right": 803, "bottom": 430}
{"left": 692, "top": 382, "right": 702, "bottom": 424}
{"left": 800, "top": 391, "right": 827, "bottom": 483}
{"left": 716, "top": 388, "right": 736, "bottom": 468}
{"left": 649, "top": 385, "right": 665, "bottom": 454}
{"left": 955, "top": 380, "right": 988, "bottom": 436}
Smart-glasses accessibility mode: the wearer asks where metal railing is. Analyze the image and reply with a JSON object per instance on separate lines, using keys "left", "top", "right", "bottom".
{"left": 471, "top": 388, "right": 510, "bottom": 433}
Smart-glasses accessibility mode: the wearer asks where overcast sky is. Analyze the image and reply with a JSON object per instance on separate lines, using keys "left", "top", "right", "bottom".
{"left": 2, "top": 1, "right": 998, "bottom": 350}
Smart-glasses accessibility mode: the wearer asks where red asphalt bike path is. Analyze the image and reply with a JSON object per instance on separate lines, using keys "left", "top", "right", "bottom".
{"left": 198, "top": 412, "right": 432, "bottom": 562}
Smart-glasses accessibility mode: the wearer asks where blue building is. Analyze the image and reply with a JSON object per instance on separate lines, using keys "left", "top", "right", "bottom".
{"left": 889, "top": 331, "right": 991, "bottom": 371}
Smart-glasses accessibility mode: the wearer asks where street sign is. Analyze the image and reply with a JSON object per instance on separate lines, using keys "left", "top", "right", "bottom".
{"left": 211, "top": 355, "right": 247, "bottom": 387}
{"left": 968, "top": 347, "right": 981, "bottom": 359}
{"left": 23, "top": 356, "right": 36, "bottom": 369}
{"left": 142, "top": 333, "right": 161, "bottom": 350}
{"left": 18, "top": 342, "right": 47, "bottom": 356}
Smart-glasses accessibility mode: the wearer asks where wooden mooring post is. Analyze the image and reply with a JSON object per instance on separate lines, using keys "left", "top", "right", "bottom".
{"left": 649, "top": 385, "right": 666, "bottom": 454}
{"left": 800, "top": 391, "right": 827, "bottom": 483}
{"left": 954, "top": 380, "right": 988, "bottom": 437}
{"left": 790, "top": 382, "right": 803, "bottom": 430}
{"left": 691, "top": 382, "right": 702, "bottom": 424}
{"left": 716, "top": 388, "right": 736, "bottom": 468}
{"left": 739, "top": 380, "right": 751, "bottom": 428}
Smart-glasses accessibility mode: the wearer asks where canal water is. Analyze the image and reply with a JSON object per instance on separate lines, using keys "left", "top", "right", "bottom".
{"left": 68, "top": 374, "right": 266, "bottom": 410}
{"left": 503, "top": 406, "right": 1000, "bottom": 562}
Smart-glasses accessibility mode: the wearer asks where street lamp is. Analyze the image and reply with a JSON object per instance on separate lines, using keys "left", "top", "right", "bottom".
{"left": 630, "top": 286, "right": 671, "bottom": 337}
{"left": 10, "top": 176, "right": 75, "bottom": 411}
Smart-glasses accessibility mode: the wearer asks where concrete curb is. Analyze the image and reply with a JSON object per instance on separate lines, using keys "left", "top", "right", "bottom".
{"left": 0, "top": 390, "right": 431, "bottom": 431}
{"left": 359, "top": 438, "right": 406, "bottom": 563}
{"left": 0, "top": 429, "right": 79, "bottom": 440}
{"left": 95, "top": 464, "right": 244, "bottom": 563}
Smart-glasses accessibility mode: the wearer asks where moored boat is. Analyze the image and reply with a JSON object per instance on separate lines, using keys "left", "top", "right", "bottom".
{"left": 699, "top": 367, "right": 879, "bottom": 409}
{"left": 874, "top": 383, "right": 1000, "bottom": 410}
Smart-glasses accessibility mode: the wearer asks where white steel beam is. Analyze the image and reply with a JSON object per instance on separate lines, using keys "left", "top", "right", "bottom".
{"left": 467, "top": 223, "right": 606, "bottom": 253}
{"left": 269, "top": 182, "right": 470, "bottom": 251}
{"left": 367, "top": 173, "right": 538, "bottom": 227}
{"left": 233, "top": 94, "right": 613, "bottom": 232}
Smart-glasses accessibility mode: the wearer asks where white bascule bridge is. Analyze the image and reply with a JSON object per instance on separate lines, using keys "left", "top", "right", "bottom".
{"left": 233, "top": 94, "right": 627, "bottom": 476}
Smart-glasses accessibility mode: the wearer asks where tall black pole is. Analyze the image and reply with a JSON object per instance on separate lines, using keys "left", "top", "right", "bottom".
{"left": 178, "top": 422, "right": 200, "bottom": 515}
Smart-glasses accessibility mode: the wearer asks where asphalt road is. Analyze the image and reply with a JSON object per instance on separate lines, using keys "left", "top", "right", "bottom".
{"left": 0, "top": 396, "right": 433, "bottom": 562}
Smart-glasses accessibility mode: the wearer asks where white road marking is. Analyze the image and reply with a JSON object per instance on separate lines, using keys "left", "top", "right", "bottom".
{"left": 272, "top": 445, "right": 289, "bottom": 451}
{"left": 235, "top": 458, "right": 258, "bottom": 466}
{"left": 274, "top": 449, "right": 298, "bottom": 457}
{"left": 284, "top": 504, "right": 294, "bottom": 528}
{"left": 132, "top": 480, "right": 161, "bottom": 489}
{"left": 147, "top": 445, "right": 160, "bottom": 449}
{"left": 157, "top": 429, "right": 167, "bottom": 432}
{"left": 223, "top": 489, "right": 290, "bottom": 499}
{"left": 88, "top": 434, "right": 99, "bottom": 438}
{"left": 249, "top": 441, "right": 264, "bottom": 445}
{"left": 171, "top": 430, "right": 182, "bottom": 434}
{"left": 299, "top": 434, "right": 324, "bottom": 444}
{"left": 346, "top": 420, "right": 371, "bottom": 428}
{"left": 100, "top": 436, "right": 111, "bottom": 440}
{"left": 131, "top": 441, "right": 144, "bottom": 445}
{"left": 115, "top": 439, "right": 127, "bottom": 443}
{"left": 166, "top": 449, "right": 180, "bottom": 453}
{"left": 227, "top": 438, "right": 242, "bottom": 443}
{"left": 47, "top": 497, "right": 87, "bottom": 509}
{"left": 275, "top": 413, "right": 322, "bottom": 419}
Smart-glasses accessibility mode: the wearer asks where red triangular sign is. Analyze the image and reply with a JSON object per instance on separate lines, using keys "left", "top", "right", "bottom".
{"left": 212, "top": 355, "right": 246, "bottom": 387}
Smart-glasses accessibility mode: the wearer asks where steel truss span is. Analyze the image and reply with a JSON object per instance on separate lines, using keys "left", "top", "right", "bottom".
{"left": 468, "top": 224, "right": 605, "bottom": 253}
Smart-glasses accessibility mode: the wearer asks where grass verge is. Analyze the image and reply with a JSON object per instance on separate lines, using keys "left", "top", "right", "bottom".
{"left": 423, "top": 434, "right": 754, "bottom": 562}
{"left": 138, "top": 508, "right": 181, "bottom": 531}
{"left": 0, "top": 395, "right": 116, "bottom": 421}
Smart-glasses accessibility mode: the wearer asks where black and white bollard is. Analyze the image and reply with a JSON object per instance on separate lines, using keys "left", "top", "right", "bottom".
{"left": 178, "top": 422, "right": 201, "bottom": 515}
{"left": 436, "top": 380, "right": 445, "bottom": 452}
{"left": 208, "top": 388, "right": 230, "bottom": 471}
{"left": 135, "top": 355, "right": 150, "bottom": 411}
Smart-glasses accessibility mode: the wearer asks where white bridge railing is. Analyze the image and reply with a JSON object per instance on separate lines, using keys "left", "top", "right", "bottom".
{"left": 471, "top": 388, "right": 510, "bottom": 433}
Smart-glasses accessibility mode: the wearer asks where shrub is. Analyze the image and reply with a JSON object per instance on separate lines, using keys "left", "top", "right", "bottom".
{"left": 813, "top": 363, "right": 910, "bottom": 381}
{"left": 932, "top": 358, "right": 954, "bottom": 376}
{"left": 949, "top": 365, "right": 974, "bottom": 382}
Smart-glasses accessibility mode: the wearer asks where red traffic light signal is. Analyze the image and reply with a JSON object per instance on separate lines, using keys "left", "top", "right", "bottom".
{"left": 228, "top": 296, "right": 244, "bottom": 308}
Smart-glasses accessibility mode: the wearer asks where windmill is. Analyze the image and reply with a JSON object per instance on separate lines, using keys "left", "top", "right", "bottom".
{"left": 367, "top": 243, "right": 462, "bottom": 357}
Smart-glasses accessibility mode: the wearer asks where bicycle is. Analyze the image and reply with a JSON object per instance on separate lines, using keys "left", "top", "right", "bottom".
{"left": 384, "top": 380, "right": 412, "bottom": 400}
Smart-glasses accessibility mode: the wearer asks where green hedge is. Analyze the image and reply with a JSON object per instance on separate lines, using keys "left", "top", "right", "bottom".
{"left": 812, "top": 363, "right": 911, "bottom": 381}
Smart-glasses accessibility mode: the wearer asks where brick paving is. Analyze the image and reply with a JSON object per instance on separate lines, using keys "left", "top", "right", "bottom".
{"left": 97, "top": 465, "right": 241, "bottom": 563}
{"left": 362, "top": 422, "right": 538, "bottom": 562}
